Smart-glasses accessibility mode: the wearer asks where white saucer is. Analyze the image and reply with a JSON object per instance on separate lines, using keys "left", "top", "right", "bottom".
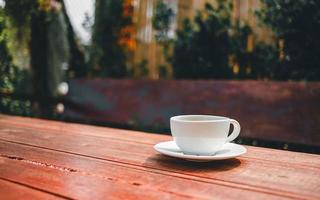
{"left": 154, "top": 141, "right": 246, "bottom": 162}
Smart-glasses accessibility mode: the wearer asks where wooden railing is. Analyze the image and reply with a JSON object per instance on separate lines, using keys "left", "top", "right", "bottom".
{"left": 1, "top": 79, "right": 320, "bottom": 153}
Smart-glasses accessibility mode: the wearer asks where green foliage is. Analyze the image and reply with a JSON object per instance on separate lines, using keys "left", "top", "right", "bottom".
{"left": 90, "top": 0, "right": 132, "bottom": 78}
{"left": 137, "top": 59, "right": 149, "bottom": 78}
{"left": 258, "top": 0, "right": 320, "bottom": 80}
{"left": 250, "top": 43, "right": 279, "bottom": 79}
{"left": 152, "top": 0, "right": 175, "bottom": 78}
{"left": 171, "top": 0, "right": 320, "bottom": 80}
{"left": 2, "top": 1, "right": 71, "bottom": 117}
{"left": 171, "top": 2, "right": 233, "bottom": 79}
{"left": 3, "top": 0, "right": 35, "bottom": 69}
{"left": 4, "top": 0, "right": 35, "bottom": 27}
{"left": 229, "top": 22, "right": 253, "bottom": 79}
{"left": 152, "top": 0, "right": 175, "bottom": 43}
{"left": 0, "top": 8, "right": 32, "bottom": 116}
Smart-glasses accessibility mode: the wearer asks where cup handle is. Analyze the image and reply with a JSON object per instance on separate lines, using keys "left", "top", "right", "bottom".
{"left": 226, "top": 119, "right": 241, "bottom": 143}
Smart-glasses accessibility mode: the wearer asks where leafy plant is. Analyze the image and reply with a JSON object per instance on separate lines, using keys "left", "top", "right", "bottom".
{"left": 3, "top": 0, "right": 71, "bottom": 117}
{"left": 171, "top": 0, "right": 320, "bottom": 80}
{"left": 152, "top": 0, "right": 175, "bottom": 78}
{"left": 152, "top": 0, "right": 175, "bottom": 43}
{"left": 258, "top": 0, "right": 320, "bottom": 80}
{"left": 0, "top": 8, "right": 32, "bottom": 116}
{"left": 171, "top": 1, "right": 233, "bottom": 79}
{"left": 250, "top": 43, "right": 279, "bottom": 79}
{"left": 90, "top": 0, "right": 132, "bottom": 78}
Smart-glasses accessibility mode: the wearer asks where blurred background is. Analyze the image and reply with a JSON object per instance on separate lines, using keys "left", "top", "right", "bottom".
{"left": 0, "top": 0, "right": 319, "bottom": 153}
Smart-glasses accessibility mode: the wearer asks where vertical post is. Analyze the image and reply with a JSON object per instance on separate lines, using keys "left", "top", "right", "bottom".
{"left": 30, "top": 0, "right": 69, "bottom": 117}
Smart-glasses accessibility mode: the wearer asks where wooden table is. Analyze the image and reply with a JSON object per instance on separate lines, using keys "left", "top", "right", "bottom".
{"left": 0, "top": 115, "right": 319, "bottom": 200}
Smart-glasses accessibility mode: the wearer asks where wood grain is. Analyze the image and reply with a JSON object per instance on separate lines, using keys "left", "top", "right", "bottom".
{"left": 0, "top": 178, "right": 65, "bottom": 200}
{"left": 0, "top": 141, "right": 291, "bottom": 200}
{"left": 0, "top": 115, "right": 320, "bottom": 200}
{"left": 1, "top": 115, "right": 319, "bottom": 167}
{"left": 63, "top": 79, "right": 320, "bottom": 146}
{"left": 0, "top": 155, "right": 185, "bottom": 200}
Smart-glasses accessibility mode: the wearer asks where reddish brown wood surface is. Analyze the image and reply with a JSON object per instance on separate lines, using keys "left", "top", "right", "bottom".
{"left": 0, "top": 115, "right": 319, "bottom": 200}
{"left": 0, "top": 179, "right": 65, "bottom": 199}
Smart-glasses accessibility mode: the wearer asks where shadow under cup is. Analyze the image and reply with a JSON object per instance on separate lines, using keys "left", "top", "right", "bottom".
{"left": 170, "top": 115, "right": 241, "bottom": 155}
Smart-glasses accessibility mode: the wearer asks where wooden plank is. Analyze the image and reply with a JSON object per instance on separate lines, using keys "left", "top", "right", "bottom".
{"left": 0, "top": 115, "right": 162, "bottom": 144}
{"left": 0, "top": 119, "right": 319, "bottom": 199}
{"left": 0, "top": 178, "right": 65, "bottom": 200}
{"left": 62, "top": 79, "right": 320, "bottom": 146}
{"left": 0, "top": 154, "right": 189, "bottom": 200}
{"left": 0, "top": 140, "right": 292, "bottom": 200}
{"left": 1, "top": 116, "right": 319, "bottom": 167}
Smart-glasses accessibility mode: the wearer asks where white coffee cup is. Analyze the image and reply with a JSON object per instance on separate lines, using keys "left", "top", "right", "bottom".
{"left": 170, "top": 115, "right": 241, "bottom": 155}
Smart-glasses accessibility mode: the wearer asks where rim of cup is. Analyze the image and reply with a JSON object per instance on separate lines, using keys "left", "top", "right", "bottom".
{"left": 171, "top": 115, "right": 230, "bottom": 123}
